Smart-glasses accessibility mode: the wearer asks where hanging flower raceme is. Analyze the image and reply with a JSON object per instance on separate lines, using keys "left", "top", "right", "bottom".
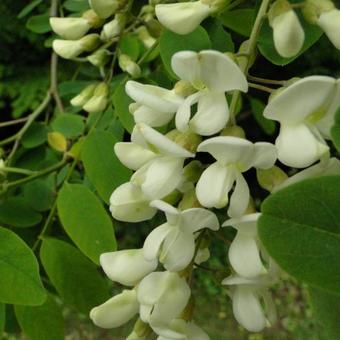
{"left": 137, "top": 271, "right": 191, "bottom": 327}
{"left": 172, "top": 50, "right": 248, "bottom": 136}
{"left": 125, "top": 81, "right": 184, "bottom": 127}
{"left": 222, "top": 273, "right": 278, "bottom": 333}
{"left": 223, "top": 213, "right": 267, "bottom": 278}
{"left": 155, "top": 0, "right": 224, "bottom": 35}
{"left": 114, "top": 123, "right": 194, "bottom": 200}
{"left": 263, "top": 76, "right": 340, "bottom": 168}
{"left": 268, "top": 0, "right": 305, "bottom": 58}
{"left": 195, "top": 136, "right": 277, "bottom": 217}
{"left": 143, "top": 200, "right": 219, "bottom": 271}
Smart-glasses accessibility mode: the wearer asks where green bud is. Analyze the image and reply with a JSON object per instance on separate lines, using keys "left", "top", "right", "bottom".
{"left": 256, "top": 166, "right": 288, "bottom": 192}
{"left": 302, "top": 0, "right": 335, "bottom": 23}
{"left": 48, "top": 132, "right": 67, "bottom": 152}
{"left": 79, "top": 33, "right": 101, "bottom": 52}
{"left": 178, "top": 189, "right": 202, "bottom": 210}
{"left": 70, "top": 84, "right": 97, "bottom": 107}
{"left": 166, "top": 129, "right": 202, "bottom": 153}
{"left": 83, "top": 82, "right": 109, "bottom": 113}
{"left": 268, "top": 0, "right": 292, "bottom": 25}
{"left": 220, "top": 125, "right": 246, "bottom": 138}
{"left": 82, "top": 9, "right": 104, "bottom": 28}
{"left": 174, "top": 80, "right": 196, "bottom": 97}
{"left": 119, "top": 54, "right": 141, "bottom": 78}
{"left": 87, "top": 49, "right": 110, "bottom": 67}
{"left": 145, "top": 18, "right": 163, "bottom": 37}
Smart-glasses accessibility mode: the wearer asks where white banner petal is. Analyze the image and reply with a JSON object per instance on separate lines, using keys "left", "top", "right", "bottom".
{"left": 181, "top": 208, "right": 219, "bottom": 233}
{"left": 228, "top": 172, "right": 250, "bottom": 218}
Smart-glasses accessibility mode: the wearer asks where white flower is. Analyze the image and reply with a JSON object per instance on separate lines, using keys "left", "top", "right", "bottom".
{"left": 270, "top": 9, "right": 305, "bottom": 58}
{"left": 100, "top": 249, "right": 158, "bottom": 286}
{"left": 50, "top": 17, "right": 90, "bottom": 40}
{"left": 90, "top": 289, "right": 139, "bottom": 328}
{"left": 153, "top": 319, "right": 209, "bottom": 340}
{"left": 196, "top": 136, "right": 277, "bottom": 217}
{"left": 172, "top": 50, "right": 248, "bottom": 136}
{"left": 222, "top": 275, "right": 277, "bottom": 332}
{"left": 83, "top": 82, "right": 109, "bottom": 113}
{"left": 115, "top": 123, "right": 194, "bottom": 199}
{"left": 89, "top": 0, "right": 119, "bottom": 19}
{"left": 137, "top": 271, "right": 191, "bottom": 326}
{"left": 125, "top": 81, "right": 183, "bottom": 127}
{"left": 318, "top": 9, "right": 340, "bottom": 49}
{"left": 101, "top": 14, "right": 126, "bottom": 41}
{"left": 264, "top": 76, "right": 340, "bottom": 168}
{"left": 71, "top": 84, "right": 96, "bottom": 107}
{"left": 143, "top": 200, "right": 219, "bottom": 271}
{"left": 109, "top": 182, "right": 157, "bottom": 222}
{"left": 223, "top": 213, "right": 266, "bottom": 278}
{"left": 274, "top": 157, "right": 340, "bottom": 192}
{"left": 155, "top": 1, "right": 213, "bottom": 35}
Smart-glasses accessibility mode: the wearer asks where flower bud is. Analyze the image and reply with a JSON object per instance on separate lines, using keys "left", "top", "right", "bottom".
{"left": 49, "top": 17, "right": 90, "bottom": 40}
{"left": 178, "top": 189, "right": 202, "bottom": 210}
{"left": 136, "top": 26, "right": 156, "bottom": 49}
{"left": 155, "top": 1, "right": 213, "bottom": 35}
{"left": 220, "top": 125, "right": 246, "bottom": 138}
{"left": 87, "top": 49, "right": 110, "bottom": 67}
{"left": 47, "top": 132, "right": 67, "bottom": 152}
{"left": 89, "top": 0, "right": 120, "bottom": 19}
{"left": 90, "top": 290, "right": 139, "bottom": 328}
{"left": 119, "top": 54, "right": 141, "bottom": 78}
{"left": 317, "top": 9, "right": 340, "bottom": 49}
{"left": 256, "top": 166, "right": 288, "bottom": 192}
{"left": 101, "top": 14, "right": 126, "bottom": 41}
{"left": 79, "top": 33, "right": 101, "bottom": 51}
{"left": 83, "top": 82, "right": 109, "bottom": 113}
{"left": 302, "top": 0, "right": 335, "bottom": 23}
{"left": 82, "top": 9, "right": 104, "bottom": 28}
{"left": 70, "top": 84, "right": 96, "bottom": 107}
{"left": 166, "top": 129, "right": 202, "bottom": 153}
{"left": 269, "top": 0, "right": 305, "bottom": 58}
{"left": 174, "top": 80, "right": 196, "bottom": 97}
{"left": 52, "top": 39, "right": 84, "bottom": 59}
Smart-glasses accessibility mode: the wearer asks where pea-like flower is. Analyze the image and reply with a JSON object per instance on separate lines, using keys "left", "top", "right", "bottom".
{"left": 143, "top": 200, "right": 219, "bottom": 271}
{"left": 318, "top": 8, "right": 340, "bottom": 49}
{"left": 263, "top": 76, "right": 340, "bottom": 168}
{"left": 172, "top": 50, "right": 248, "bottom": 136}
{"left": 196, "top": 136, "right": 277, "bottom": 217}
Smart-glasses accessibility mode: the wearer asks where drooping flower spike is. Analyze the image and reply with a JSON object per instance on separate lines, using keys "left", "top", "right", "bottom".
{"left": 143, "top": 200, "right": 219, "bottom": 271}
{"left": 196, "top": 136, "right": 277, "bottom": 217}
{"left": 264, "top": 76, "right": 340, "bottom": 168}
{"left": 172, "top": 50, "right": 248, "bottom": 136}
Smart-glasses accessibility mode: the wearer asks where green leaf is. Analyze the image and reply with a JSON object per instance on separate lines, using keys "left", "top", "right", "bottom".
{"left": 22, "top": 122, "right": 47, "bottom": 149}
{"left": 18, "top": 0, "right": 43, "bottom": 19}
{"left": 63, "top": 0, "right": 90, "bottom": 12}
{"left": 159, "top": 27, "right": 211, "bottom": 78}
{"left": 113, "top": 81, "right": 135, "bottom": 133}
{"left": 0, "top": 303, "right": 5, "bottom": 336}
{"left": 258, "top": 19, "right": 323, "bottom": 66}
{"left": 220, "top": 9, "right": 255, "bottom": 37}
{"left": 331, "top": 108, "right": 340, "bottom": 151}
{"left": 249, "top": 97, "right": 276, "bottom": 135}
{"left": 15, "top": 295, "right": 64, "bottom": 340}
{"left": 0, "top": 227, "right": 46, "bottom": 305}
{"left": 0, "top": 197, "right": 42, "bottom": 228}
{"left": 82, "top": 130, "right": 131, "bottom": 203}
{"left": 51, "top": 114, "right": 85, "bottom": 138}
{"left": 258, "top": 175, "right": 340, "bottom": 294}
{"left": 57, "top": 183, "right": 116, "bottom": 264}
{"left": 309, "top": 287, "right": 340, "bottom": 340}
{"left": 120, "top": 35, "right": 141, "bottom": 61}
{"left": 204, "top": 19, "right": 234, "bottom": 53}
{"left": 40, "top": 238, "right": 110, "bottom": 314}
{"left": 26, "top": 14, "right": 51, "bottom": 34}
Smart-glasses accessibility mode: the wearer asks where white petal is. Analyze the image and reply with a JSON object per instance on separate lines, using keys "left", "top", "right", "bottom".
{"left": 100, "top": 249, "right": 158, "bottom": 286}
{"left": 50, "top": 17, "right": 90, "bottom": 40}
{"left": 262, "top": 291, "right": 277, "bottom": 326}
{"left": 271, "top": 10, "right": 305, "bottom": 58}
{"left": 223, "top": 213, "right": 261, "bottom": 237}
{"left": 90, "top": 290, "right": 139, "bottom": 328}
{"left": 228, "top": 172, "right": 250, "bottom": 218}
{"left": 175, "top": 92, "right": 202, "bottom": 132}
{"left": 114, "top": 142, "right": 156, "bottom": 170}
{"left": 264, "top": 76, "right": 337, "bottom": 124}
{"left": 152, "top": 319, "right": 187, "bottom": 339}
{"left": 126, "top": 81, "right": 183, "bottom": 113}
{"left": 150, "top": 200, "right": 180, "bottom": 225}
{"left": 186, "top": 322, "right": 210, "bottom": 340}
{"left": 251, "top": 142, "right": 277, "bottom": 169}
{"left": 134, "top": 105, "right": 175, "bottom": 127}
{"left": 196, "top": 162, "right": 235, "bottom": 208}
{"left": 318, "top": 9, "right": 340, "bottom": 49}
{"left": 109, "top": 182, "right": 157, "bottom": 222}
{"left": 197, "top": 136, "right": 253, "bottom": 165}
{"left": 181, "top": 208, "right": 219, "bottom": 233}
{"left": 276, "top": 123, "right": 329, "bottom": 168}
{"left": 232, "top": 287, "right": 267, "bottom": 332}
{"left": 89, "top": 0, "right": 119, "bottom": 18}
{"left": 161, "top": 230, "right": 196, "bottom": 271}
{"left": 190, "top": 92, "right": 229, "bottom": 136}
{"left": 156, "top": 2, "right": 212, "bottom": 35}
{"left": 143, "top": 223, "right": 173, "bottom": 261}
{"left": 228, "top": 234, "right": 266, "bottom": 278}
{"left": 52, "top": 39, "right": 83, "bottom": 59}
{"left": 171, "top": 51, "right": 202, "bottom": 87}
{"left": 199, "top": 50, "right": 248, "bottom": 93}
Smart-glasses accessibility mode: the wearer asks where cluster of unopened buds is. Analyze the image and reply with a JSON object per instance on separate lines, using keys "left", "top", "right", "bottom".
{"left": 49, "top": 0, "right": 340, "bottom": 337}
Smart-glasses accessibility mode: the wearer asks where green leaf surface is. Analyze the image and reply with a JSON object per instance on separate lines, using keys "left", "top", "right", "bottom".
{"left": 309, "top": 287, "right": 340, "bottom": 340}
{"left": 205, "top": 19, "right": 234, "bottom": 53}
{"left": 249, "top": 97, "right": 276, "bottom": 135}
{"left": 259, "top": 176, "right": 340, "bottom": 294}
{"left": 51, "top": 114, "right": 85, "bottom": 138}
{"left": 0, "top": 303, "right": 5, "bottom": 336}
{"left": 22, "top": 122, "right": 48, "bottom": 149}
{"left": 159, "top": 27, "right": 211, "bottom": 78}
{"left": 82, "top": 130, "right": 131, "bottom": 202}
{"left": 63, "top": 0, "right": 90, "bottom": 12}
{"left": 120, "top": 35, "right": 141, "bottom": 61}
{"left": 15, "top": 295, "right": 64, "bottom": 340}
{"left": 331, "top": 108, "right": 340, "bottom": 151}
{"left": 0, "top": 227, "right": 46, "bottom": 305}
{"left": 220, "top": 9, "right": 255, "bottom": 37}
{"left": 40, "top": 238, "right": 109, "bottom": 314}
{"left": 26, "top": 14, "right": 51, "bottom": 34}
{"left": 18, "top": 0, "right": 43, "bottom": 19}
{"left": 57, "top": 183, "right": 116, "bottom": 264}
{"left": 0, "top": 197, "right": 42, "bottom": 228}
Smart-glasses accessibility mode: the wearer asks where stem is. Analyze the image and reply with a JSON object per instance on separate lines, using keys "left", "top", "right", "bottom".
{"left": 248, "top": 82, "right": 274, "bottom": 93}
{"left": 0, "top": 117, "right": 29, "bottom": 128}
{"left": 50, "top": 52, "right": 64, "bottom": 113}
{"left": 1, "top": 167, "right": 36, "bottom": 176}
{"left": 229, "top": 0, "right": 272, "bottom": 121}
{"left": 248, "top": 74, "right": 285, "bottom": 85}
